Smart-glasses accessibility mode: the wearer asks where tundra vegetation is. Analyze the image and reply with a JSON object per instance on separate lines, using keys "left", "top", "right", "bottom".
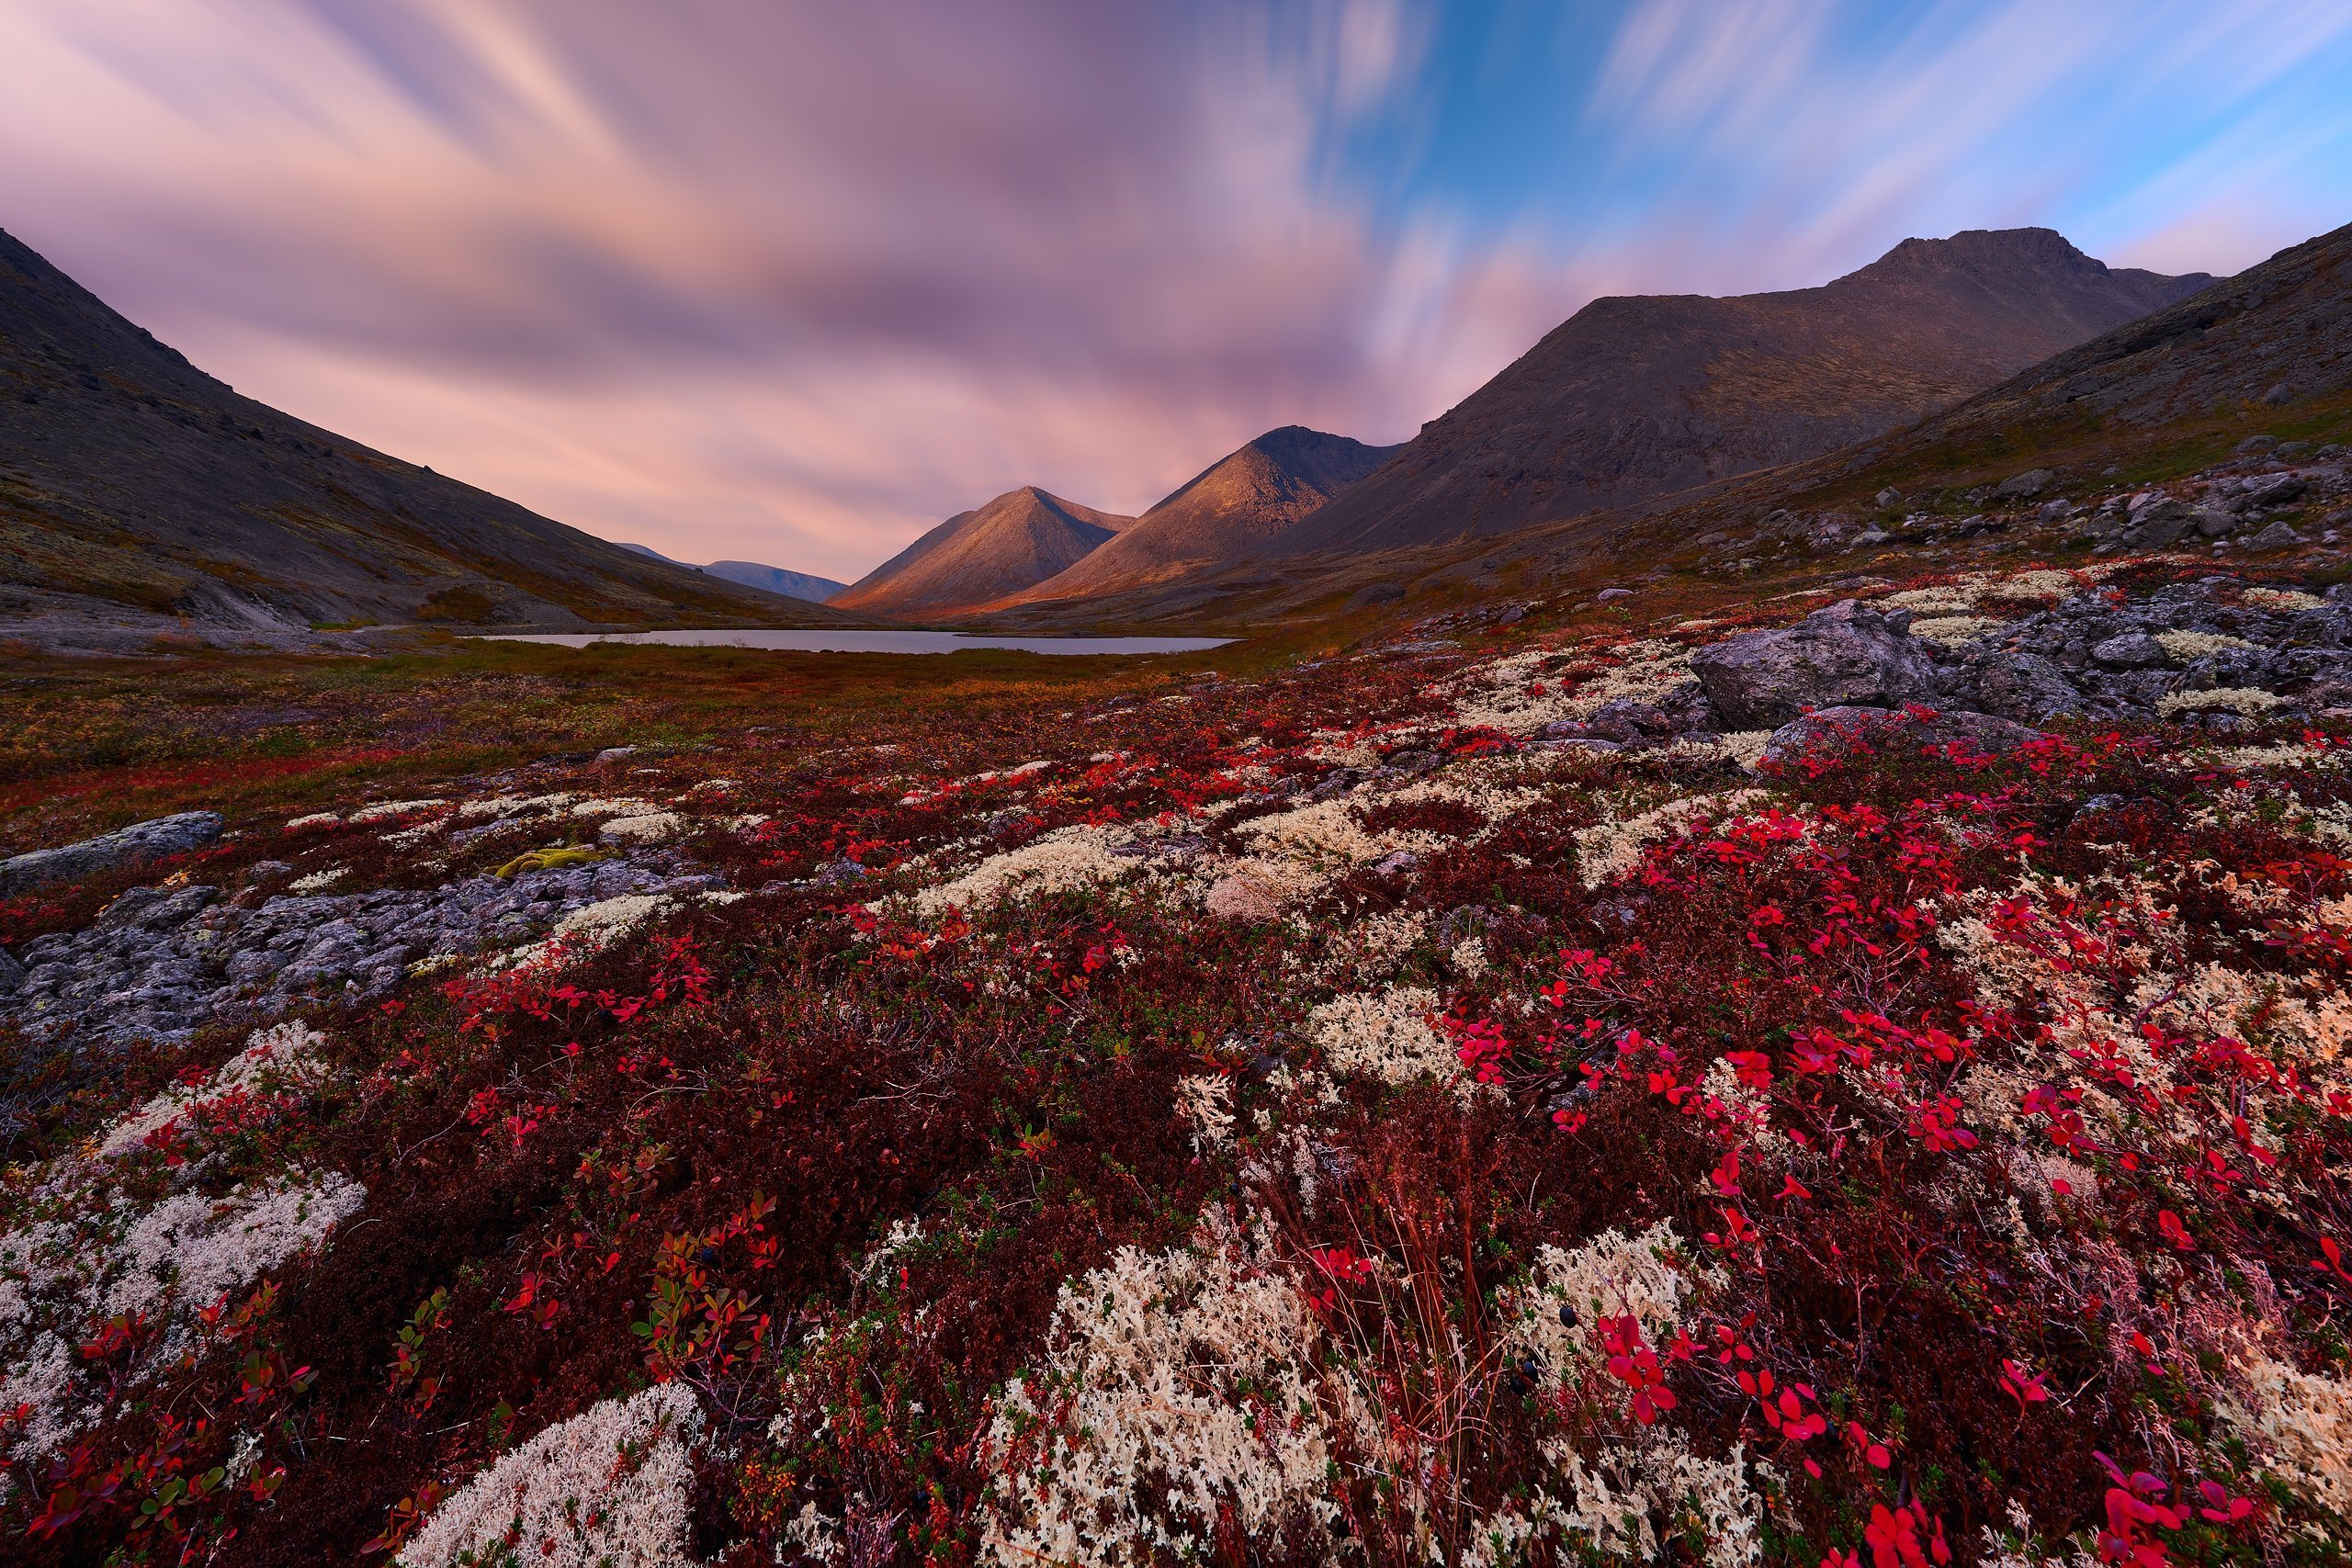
{"left": 1, "top": 530, "right": 2350, "bottom": 1568}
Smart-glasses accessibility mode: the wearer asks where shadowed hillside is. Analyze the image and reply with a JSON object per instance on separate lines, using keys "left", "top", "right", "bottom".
{"left": 1270, "top": 227, "right": 2212, "bottom": 557}
{"left": 0, "top": 228, "right": 850, "bottom": 637}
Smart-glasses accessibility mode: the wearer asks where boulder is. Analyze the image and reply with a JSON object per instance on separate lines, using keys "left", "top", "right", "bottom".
{"left": 1584, "top": 699, "right": 1676, "bottom": 743}
{"left": 1996, "top": 468, "right": 2053, "bottom": 499}
{"left": 1758, "top": 706, "right": 2043, "bottom": 769}
{"left": 2122, "top": 500, "right": 2198, "bottom": 549}
{"left": 2249, "top": 521, "right": 2303, "bottom": 550}
{"left": 1973, "top": 654, "right": 2086, "bottom": 723}
{"left": 1688, "top": 600, "right": 1939, "bottom": 728}
{"left": 2245, "top": 474, "right": 2308, "bottom": 508}
{"left": 0, "top": 811, "right": 223, "bottom": 897}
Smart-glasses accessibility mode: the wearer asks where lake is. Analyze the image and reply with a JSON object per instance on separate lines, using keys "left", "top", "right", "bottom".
{"left": 475, "top": 629, "right": 1232, "bottom": 656}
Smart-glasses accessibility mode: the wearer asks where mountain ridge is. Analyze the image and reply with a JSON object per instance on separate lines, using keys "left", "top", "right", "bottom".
{"left": 1264, "top": 226, "right": 2215, "bottom": 558}
{"left": 616, "top": 543, "right": 846, "bottom": 604}
{"left": 0, "top": 227, "right": 847, "bottom": 637}
{"left": 1002, "top": 426, "right": 1398, "bottom": 607}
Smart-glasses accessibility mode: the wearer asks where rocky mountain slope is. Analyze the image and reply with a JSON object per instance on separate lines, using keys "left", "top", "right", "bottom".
{"left": 1269, "top": 228, "right": 2213, "bottom": 557}
{"left": 1005, "top": 426, "right": 1397, "bottom": 605}
{"left": 831, "top": 485, "right": 1135, "bottom": 619}
{"left": 0, "top": 227, "right": 845, "bottom": 642}
{"left": 616, "top": 542, "right": 847, "bottom": 604}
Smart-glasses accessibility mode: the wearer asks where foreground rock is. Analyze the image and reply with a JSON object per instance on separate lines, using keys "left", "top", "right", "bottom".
{"left": 4, "top": 853, "right": 721, "bottom": 1049}
{"left": 0, "top": 811, "right": 223, "bottom": 897}
{"left": 1690, "top": 600, "right": 1939, "bottom": 728}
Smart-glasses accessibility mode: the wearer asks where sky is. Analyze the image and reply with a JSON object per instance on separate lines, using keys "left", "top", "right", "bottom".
{"left": 3, "top": 2, "right": 2351, "bottom": 582}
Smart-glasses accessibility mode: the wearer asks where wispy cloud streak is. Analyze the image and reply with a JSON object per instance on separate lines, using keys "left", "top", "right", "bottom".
{"left": 0, "top": 0, "right": 2346, "bottom": 575}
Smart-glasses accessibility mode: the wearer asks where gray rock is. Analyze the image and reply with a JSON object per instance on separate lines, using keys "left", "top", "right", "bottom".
{"left": 0, "top": 811, "right": 224, "bottom": 897}
{"left": 2, "top": 852, "right": 718, "bottom": 1048}
{"left": 1996, "top": 468, "right": 2053, "bottom": 499}
{"left": 2122, "top": 500, "right": 2198, "bottom": 549}
{"left": 1584, "top": 699, "right": 1674, "bottom": 743}
{"left": 1597, "top": 587, "right": 1635, "bottom": 602}
{"left": 0, "top": 946, "right": 20, "bottom": 994}
{"left": 2249, "top": 521, "right": 2303, "bottom": 550}
{"left": 1852, "top": 529, "right": 1890, "bottom": 547}
{"left": 2245, "top": 473, "right": 2308, "bottom": 508}
{"left": 1974, "top": 654, "right": 2086, "bottom": 723}
{"left": 2236, "top": 435, "right": 2278, "bottom": 456}
{"left": 2038, "top": 498, "right": 2075, "bottom": 522}
{"left": 1873, "top": 488, "right": 1901, "bottom": 508}
{"left": 1688, "top": 600, "right": 1939, "bottom": 728}
{"left": 2091, "top": 633, "right": 2168, "bottom": 669}
{"left": 1758, "top": 706, "right": 2043, "bottom": 769}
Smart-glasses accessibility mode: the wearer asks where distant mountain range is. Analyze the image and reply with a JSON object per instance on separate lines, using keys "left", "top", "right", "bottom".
{"left": 0, "top": 227, "right": 848, "bottom": 635}
{"left": 836, "top": 227, "right": 2217, "bottom": 626}
{"left": 1266, "top": 228, "right": 2213, "bottom": 558}
{"left": 1005, "top": 427, "right": 1398, "bottom": 607}
{"left": 1, "top": 219, "right": 2248, "bottom": 641}
{"left": 614, "top": 544, "right": 845, "bottom": 604}
{"left": 830, "top": 486, "right": 1136, "bottom": 619}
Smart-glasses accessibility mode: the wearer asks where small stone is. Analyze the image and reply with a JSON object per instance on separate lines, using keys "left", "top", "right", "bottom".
{"left": 594, "top": 746, "right": 639, "bottom": 764}
{"left": 1873, "top": 488, "right": 1901, "bottom": 508}
{"left": 1596, "top": 587, "right": 1634, "bottom": 602}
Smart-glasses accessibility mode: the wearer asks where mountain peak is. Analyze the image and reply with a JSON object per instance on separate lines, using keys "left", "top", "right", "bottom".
{"left": 1003, "top": 425, "right": 1398, "bottom": 606}
{"left": 831, "top": 485, "right": 1136, "bottom": 618}
{"left": 1267, "top": 225, "right": 2216, "bottom": 558}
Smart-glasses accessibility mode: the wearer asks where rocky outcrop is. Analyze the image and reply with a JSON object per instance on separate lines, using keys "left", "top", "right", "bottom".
{"left": 1689, "top": 601, "right": 1940, "bottom": 728}
{"left": 0, "top": 811, "right": 222, "bottom": 897}
{"left": 5, "top": 855, "right": 720, "bottom": 1047}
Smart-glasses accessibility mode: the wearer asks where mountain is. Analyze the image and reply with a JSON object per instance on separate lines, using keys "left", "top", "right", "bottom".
{"left": 830, "top": 486, "right": 1136, "bottom": 619}
{"left": 1004, "top": 426, "right": 1398, "bottom": 605}
{"left": 1854, "top": 221, "right": 2349, "bottom": 456}
{"left": 1269, "top": 228, "right": 2215, "bottom": 558}
{"left": 616, "top": 543, "right": 846, "bottom": 604}
{"left": 0, "top": 226, "right": 849, "bottom": 636}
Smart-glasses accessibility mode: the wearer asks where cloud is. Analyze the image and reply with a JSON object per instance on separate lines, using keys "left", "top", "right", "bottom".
{"left": 1, "top": 0, "right": 2347, "bottom": 579}
{"left": 0, "top": 0, "right": 1579, "bottom": 577}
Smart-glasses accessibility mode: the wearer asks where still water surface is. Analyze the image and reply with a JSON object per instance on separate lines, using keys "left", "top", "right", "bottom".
{"left": 476, "top": 628, "right": 1231, "bottom": 655}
